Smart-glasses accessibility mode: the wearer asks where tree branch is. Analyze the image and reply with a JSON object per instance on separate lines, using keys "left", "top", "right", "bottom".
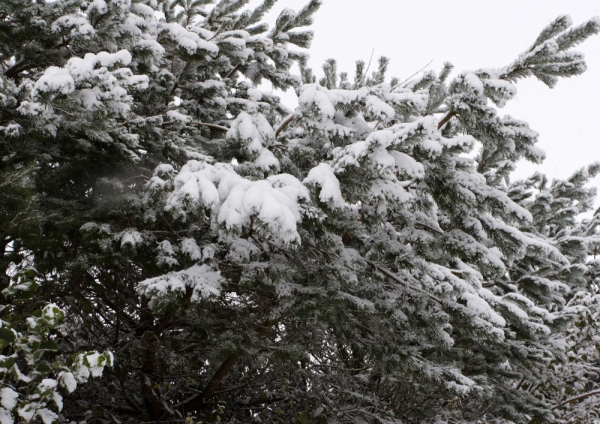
{"left": 4, "top": 60, "right": 33, "bottom": 78}
{"left": 4, "top": 38, "right": 72, "bottom": 79}
{"left": 163, "top": 121, "right": 229, "bottom": 131}
{"left": 367, "top": 260, "right": 443, "bottom": 304}
{"left": 414, "top": 221, "right": 444, "bottom": 235}
{"left": 224, "top": 64, "right": 241, "bottom": 79}
{"left": 392, "top": 58, "right": 434, "bottom": 91}
{"left": 189, "top": 121, "right": 229, "bottom": 131}
{"left": 437, "top": 110, "right": 456, "bottom": 130}
{"left": 176, "top": 320, "right": 274, "bottom": 414}
{"left": 552, "top": 389, "right": 600, "bottom": 410}
{"left": 275, "top": 113, "right": 295, "bottom": 137}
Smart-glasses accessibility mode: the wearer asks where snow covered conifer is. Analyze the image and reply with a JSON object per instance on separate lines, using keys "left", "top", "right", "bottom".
{"left": 1, "top": 1, "right": 600, "bottom": 422}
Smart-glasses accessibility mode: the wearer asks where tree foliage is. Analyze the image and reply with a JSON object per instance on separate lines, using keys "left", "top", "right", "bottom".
{"left": 1, "top": 1, "right": 600, "bottom": 422}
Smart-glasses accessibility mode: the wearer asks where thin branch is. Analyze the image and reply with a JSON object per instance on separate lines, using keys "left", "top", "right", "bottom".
{"left": 4, "top": 59, "right": 28, "bottom": 78}
{"left": 393, "top": 58, "right": 434, "bottom": 90}
{"left": 552, "top": 389, "right": 600, "bottom": 410}
{"left": 52, "top": 37, "right": 72, "bottom": 50}
{"left": 361, "top": 48, "right": 375, "bottom": 86}
{"left": 275, "top": 113, "right": 296, "bottom": 137}
{"left": 52, "top": 106, "right": 75, "bottom": 117}
{"left": 414, "top": 221, "right": 445, "bottom": 235}
{"left": 225, "top": 64, "right": 241, "bottom": 79}
{"left": 169, "top": 61, "right": 191, "bottom": 97}
{"left": 367, "top": 260, "right": 443, "bottom": 304}
{"left": 163, "top": 121, "right": 229, "bottom": 131}
{"left": 190, "top": 121, "right": 229, "bottom": 131}
{"left": 208, "top": 20, "right": 227, "bottom": 41}
{"left": 121, "top": 174, "right": 151, "bottom": 183}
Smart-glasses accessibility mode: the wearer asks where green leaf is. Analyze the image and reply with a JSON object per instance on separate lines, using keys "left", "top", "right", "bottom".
{"left": 82, "top": 302, "right": 93, "bottom": 315}
{"left": 0, "top": 327, "right": 16, "bottom": 343}
{"left": 36, "top": 362, "right": 52, "bottom": 373}
{"left": 24, "top": 268, "right": 37, "bottom": 278}
{"left": 298, "top": 411, "right": 309, "bottom": 424}
{"left": 8, "top": 314, "right": 22, "bottom": 324}
{"left": 0, "top": 356, "right": 16, "bottom": 369}
{"left": 14, "top": 282, "right": 39, "bottom": 300}
{"left": 41, "top": 340, "right": 60, "bottom": 351}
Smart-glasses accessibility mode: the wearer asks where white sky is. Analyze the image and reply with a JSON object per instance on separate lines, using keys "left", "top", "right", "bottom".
{"left": 253, "top": 0, "right": 600, "bottom": 194}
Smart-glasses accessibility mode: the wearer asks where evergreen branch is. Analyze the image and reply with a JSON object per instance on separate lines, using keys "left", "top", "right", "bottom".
{"left": 169, "top": 61, "right": 191, "bottom": 97}
{"left": 292, "top": 0, "right": 322, "bottom": 28}
{"left": 555, "top": 17, "right": 600, "bottom": 51}
{"left": 4, "top": 38, "right": 72, "bottom": 78}
{"left": 246, "top": 0, "right": 276, "bottom": 27}
{"left": 438, "top": 62, "right": 454, "bottom": 83}
{"left": 529, "top": 14, "right": 572, "bottom": 52}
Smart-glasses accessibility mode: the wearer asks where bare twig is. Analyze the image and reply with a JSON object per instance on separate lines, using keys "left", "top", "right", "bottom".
{"left": 361, "top": 48, "right": 375, "bottom": 86}
{"left": 393, "top": 58, "right": 434, "bottom": 90}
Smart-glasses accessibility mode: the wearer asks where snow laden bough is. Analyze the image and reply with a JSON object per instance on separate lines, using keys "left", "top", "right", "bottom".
{"left": 134, "top": 12, "right": 600, "bottom": 423}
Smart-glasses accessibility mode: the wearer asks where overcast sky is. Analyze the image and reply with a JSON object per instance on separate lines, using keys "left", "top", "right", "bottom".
{"left": 252, "top": 0, "right": 600, "bottom": 192}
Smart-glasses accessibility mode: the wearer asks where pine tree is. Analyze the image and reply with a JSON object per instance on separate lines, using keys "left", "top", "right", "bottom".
{"left": 1, "top": 1, "right": 600, "bottom": 422}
